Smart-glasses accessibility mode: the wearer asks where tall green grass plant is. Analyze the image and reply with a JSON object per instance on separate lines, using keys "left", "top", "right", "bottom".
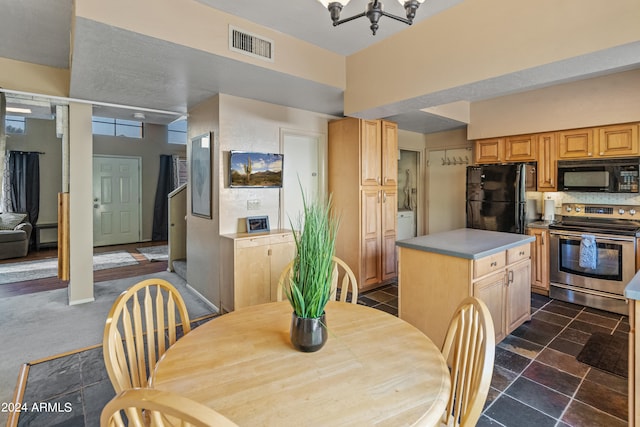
{"left": 284, "top": 190, "right": 339, "bottom": 319}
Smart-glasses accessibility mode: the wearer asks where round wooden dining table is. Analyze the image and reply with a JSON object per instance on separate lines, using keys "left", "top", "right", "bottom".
{"left": 151, "top": 301, "right": 450, "bottom": 426}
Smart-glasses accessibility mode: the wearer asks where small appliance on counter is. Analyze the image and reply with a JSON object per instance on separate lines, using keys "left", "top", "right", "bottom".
{"left": 543, "top": 199, "right": 555, "bottom": 221}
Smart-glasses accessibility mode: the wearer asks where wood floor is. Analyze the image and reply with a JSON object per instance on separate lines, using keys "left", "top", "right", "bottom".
{"left": 0, "top": 241, "right": 169, "bottom": 298}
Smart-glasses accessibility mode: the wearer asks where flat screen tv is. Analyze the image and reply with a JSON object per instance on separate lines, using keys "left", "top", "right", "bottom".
{"left": 229, "top": 151, "right": 283, "bottom": 188}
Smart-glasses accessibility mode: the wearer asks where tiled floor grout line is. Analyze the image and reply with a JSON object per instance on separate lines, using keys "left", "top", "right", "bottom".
{"left": 484, "top": 299, "right": 625, "bottom": 426}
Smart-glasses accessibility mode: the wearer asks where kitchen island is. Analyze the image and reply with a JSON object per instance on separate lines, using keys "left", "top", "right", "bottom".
{"left": 397, "top": 228, "right": 535, "bottom": 348}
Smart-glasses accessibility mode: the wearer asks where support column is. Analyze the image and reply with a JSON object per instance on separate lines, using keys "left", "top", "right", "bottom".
{"left": 67, "top": 102, "right": 94, "bottom": 305}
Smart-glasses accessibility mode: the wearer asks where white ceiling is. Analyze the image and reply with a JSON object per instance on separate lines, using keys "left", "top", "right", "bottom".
{"left": 1, "top": 0, "right": 639, "bottom": 133}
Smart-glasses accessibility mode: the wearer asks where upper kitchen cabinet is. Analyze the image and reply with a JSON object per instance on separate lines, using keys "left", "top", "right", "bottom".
{"left": 361, "top": 119, "right": 398, "bottom": 186}
{"left": 537, "top": 132, "right": 557, "bottom": 191}
{"left": 475, "top": 135, "right": 536, "bottom": 164}
{"left": 475, "top": 138, "right": 504, "bottom": 164}
{"left": 595, "top": 123, "right": 639, "bottom": 157}
{"left": 505, "top": 134, "right": 537, "bottom": 162}
{"left": 558, "top": 123, "right": 639, "bottom": 159}
{"left": 328, "top": 117, "right": 398, "bottom": 291}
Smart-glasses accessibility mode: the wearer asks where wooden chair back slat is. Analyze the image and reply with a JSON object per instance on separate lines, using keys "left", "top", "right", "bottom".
{"left": 103, "top": 279, "right": 192, "bottom": 394}
{"left": 101, "top": 388, "right": 239, "bottom": 427}
{"left": 144, "top": 287, "right": 157, "bottom": 369}
{"left": 440, "top": 297, "right": 495, "bottom": 427}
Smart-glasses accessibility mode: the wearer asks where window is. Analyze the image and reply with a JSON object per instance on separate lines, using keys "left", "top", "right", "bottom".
{"left": 92, "top": 116, "right": 143, "bottom": 138}
{"left": 5, "top": 116, "right": 26, "bottom": 134}
{"left": 168, "top": 119, "right": 187, "bottom": 145}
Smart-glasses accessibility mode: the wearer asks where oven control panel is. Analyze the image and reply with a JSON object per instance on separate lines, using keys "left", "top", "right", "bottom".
{"left": 561, "top": 203, "right": 640, "bottom": 219}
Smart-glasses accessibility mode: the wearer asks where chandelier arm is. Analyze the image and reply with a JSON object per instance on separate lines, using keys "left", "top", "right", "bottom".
{"left": 333, "top": 11, "right": 367, "bottom": 26}
{"left": 379, "top": 10, "right": 412, "bottom": 25}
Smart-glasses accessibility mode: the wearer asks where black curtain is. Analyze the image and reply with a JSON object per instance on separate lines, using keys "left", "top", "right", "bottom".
{"left": 9, "top": 151, "right": 40, "bottom": 226}
{"left": 152, "top": 155, "right": 174, "bottom": 241}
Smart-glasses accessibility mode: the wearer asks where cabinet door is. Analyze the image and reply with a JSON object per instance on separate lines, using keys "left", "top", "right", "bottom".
{"left": 381, "top": 189, "right": 397, "bottom": 281}
{"left": 360, "top": 120, "right": 381, "bottom": 186}
{"left": 269, "top": 238, "right": 296, "bottom": 302}
{"left": 506, "top": 259, "right": 531, "bottom": 334}
{"left": 596, "top": 123, "right": 639, "bottom": 157}
{"left": 529, "top": 228, "right": 549, "bottom": 295}
{"left": 475, "top": 138, "right": 503, "bottom": 164}
{"left": 558, "top": 128, "right": 594, "bottom": 159}
{"left": 361, "top": 189, "right": 381, "bottom": 287}
{"left": 474, "top": 271, "right": 506, "bottom": 343}
{"left": 235, "top": 244, "right": 271, "bottom": 309}
{"left": 505, "top": 134, "right": 536, "bottom": 162}
{"left": 537, "top": 132, "right": 557, "bottom": 191}
{"left": 381, "top": 121, "right": 398, "bottom": 186}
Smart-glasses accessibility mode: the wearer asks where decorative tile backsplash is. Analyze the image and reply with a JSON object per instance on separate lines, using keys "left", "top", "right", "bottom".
{"left": 526, "top": 191, "right": 640, "bottom": 218}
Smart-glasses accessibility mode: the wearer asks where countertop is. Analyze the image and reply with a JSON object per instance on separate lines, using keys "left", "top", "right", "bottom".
{"left": 625, "top": 269, "right": 640, "bottom": 300}
{"left": 396, "top": 228, "right": 535, "bottom": 260}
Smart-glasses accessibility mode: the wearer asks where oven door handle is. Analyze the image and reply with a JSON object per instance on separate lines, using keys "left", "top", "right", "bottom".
{"left": 549, "top": 230, "right": 636, "bottom": 243}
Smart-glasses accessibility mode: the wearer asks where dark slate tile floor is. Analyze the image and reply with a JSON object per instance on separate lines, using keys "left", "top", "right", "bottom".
{"left": 14, "top": 286, "right": 629, "bottom": 427}
{"left": 360, "top": 285, "right": 629, "bottom": 427}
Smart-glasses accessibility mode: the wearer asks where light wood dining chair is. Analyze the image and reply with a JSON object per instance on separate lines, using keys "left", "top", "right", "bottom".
{"left": 276, "top": 256, "right": 359, "bottom": 303}
{"left": 440, "top": 297, "right": 495, "bottom": 427}
{"left": 103, "top": 278, "right": 192, "bottom": 393}
{"left": 100, "top": 388, "right": 239, "bottom": 427}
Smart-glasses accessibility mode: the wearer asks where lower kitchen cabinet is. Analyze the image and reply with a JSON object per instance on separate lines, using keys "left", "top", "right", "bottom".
{"left": 399, "top": 237, "right": 532, "bottom": 348}
{"left": 220, "top": 229, "right": 295, "bottom": 313}
{"left": 528, "top": 227, "right": 550, "bottom": 295}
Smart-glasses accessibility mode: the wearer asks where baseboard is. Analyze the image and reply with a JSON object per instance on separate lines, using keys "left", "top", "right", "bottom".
{"left": 68, "top": 297, "right": 95, "bottom": 305}
{"left": 186, "top": 283, "right": 220, "bottom": 313}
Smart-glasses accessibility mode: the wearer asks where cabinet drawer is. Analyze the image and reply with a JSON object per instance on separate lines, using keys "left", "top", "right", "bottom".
{"left": 507, "top": 244, "right": 530, "bottom": 264}
{"left": 270, "top": 233, "right": 294, "bottom": 245}
{"left": 474, "top": 252, "right": 506, "bottom": 278}
{"left": 236, "top": 236, "right": 269, "bottom": 249}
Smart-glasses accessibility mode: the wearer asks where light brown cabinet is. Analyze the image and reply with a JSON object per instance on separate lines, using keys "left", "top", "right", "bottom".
{"left": 475, "top": 138, "right": 504, "bottom": 164}
{"left": 537, "top": 132, "right": 557, "bottom": 191}
{"left": 558, "top": 123, "right": 639, "bottom": 159}
{"left": 474, "top": 245, "right": 531, "bottom": 343}
{"left": 528, "top": 227, "right": 550, "bottom": 295}
{"left": 329, "top": 117, "right": 398, "bottom": 291}
{"left": 505, "top": 134, "right": 537, "bottom": 162}
{"left": 475, "top": 135, "right": 536, "bottom": 164}
{"left": 220, "top": 230, "right": 295, "bottom": 312}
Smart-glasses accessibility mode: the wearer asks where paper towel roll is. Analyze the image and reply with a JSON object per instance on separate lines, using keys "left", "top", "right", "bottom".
{"left": 543, "top": 199, "right": 555, "bottom": 221}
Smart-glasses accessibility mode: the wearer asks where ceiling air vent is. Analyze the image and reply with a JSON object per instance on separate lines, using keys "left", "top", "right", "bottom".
{"left": 229, "top": 26, "right": 274, "bottom": 62}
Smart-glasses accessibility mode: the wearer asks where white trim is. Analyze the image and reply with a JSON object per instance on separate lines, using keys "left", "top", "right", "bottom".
{"left": 186, "top": 283, "right": 220, "bottom": 313}
{"left": 67, "top": 296, "right": 95, "bottom": 306}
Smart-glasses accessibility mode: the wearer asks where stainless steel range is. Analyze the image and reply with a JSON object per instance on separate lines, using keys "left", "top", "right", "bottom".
{"left": 549, "top": 203, "right": 640, "bottom": 315}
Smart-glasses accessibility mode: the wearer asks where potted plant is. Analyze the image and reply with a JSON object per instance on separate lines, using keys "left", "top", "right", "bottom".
{"left": 283, "top": 189, "right": 339, "bottom": 352}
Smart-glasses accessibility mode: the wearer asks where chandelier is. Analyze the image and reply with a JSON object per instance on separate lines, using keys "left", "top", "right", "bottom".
{"left": 318, "top": 0, "right": 426, "bottom": 35}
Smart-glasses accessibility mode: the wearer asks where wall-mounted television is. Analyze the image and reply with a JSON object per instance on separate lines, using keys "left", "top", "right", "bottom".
{"left": 229, "top": 151, "right": 283, "bottom": 188}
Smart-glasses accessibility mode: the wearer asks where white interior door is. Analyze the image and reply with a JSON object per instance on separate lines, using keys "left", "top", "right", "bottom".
{"left": 281, "top": 131, "right": 323, "bottom": 230}
{"left": 93, "top": 155, "right": 141, "bottom": 246}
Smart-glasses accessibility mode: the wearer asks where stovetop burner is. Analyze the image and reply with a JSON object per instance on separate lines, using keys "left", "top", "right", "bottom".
{"left": 549, "top": 203, "right": 640, "bottom": 236}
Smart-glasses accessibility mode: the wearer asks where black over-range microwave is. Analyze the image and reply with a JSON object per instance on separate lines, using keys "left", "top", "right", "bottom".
{"left": 557, "top": 157, "right": 640, "bottom": 193}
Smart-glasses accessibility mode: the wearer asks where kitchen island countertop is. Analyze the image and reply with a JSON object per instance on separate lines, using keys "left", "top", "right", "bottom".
{"left": 396, "top": 228, "right": 535, "bottom": 260}
{"left": 625, "top": 269, "right": 640, "bottom": 300}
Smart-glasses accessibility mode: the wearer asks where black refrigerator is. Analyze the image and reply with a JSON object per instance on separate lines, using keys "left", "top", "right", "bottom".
{"left": 466, "top": 163, "right": 536, "bottom": 234}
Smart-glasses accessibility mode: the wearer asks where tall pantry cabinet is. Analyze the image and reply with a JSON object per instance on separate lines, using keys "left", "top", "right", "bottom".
{"left": 328, "top": 117, "right": 398, "bottom": 291}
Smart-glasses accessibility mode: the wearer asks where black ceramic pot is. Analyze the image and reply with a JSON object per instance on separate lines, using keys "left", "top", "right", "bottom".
{"left": 290, "top": 312, "right": 327, "bottom": 352}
